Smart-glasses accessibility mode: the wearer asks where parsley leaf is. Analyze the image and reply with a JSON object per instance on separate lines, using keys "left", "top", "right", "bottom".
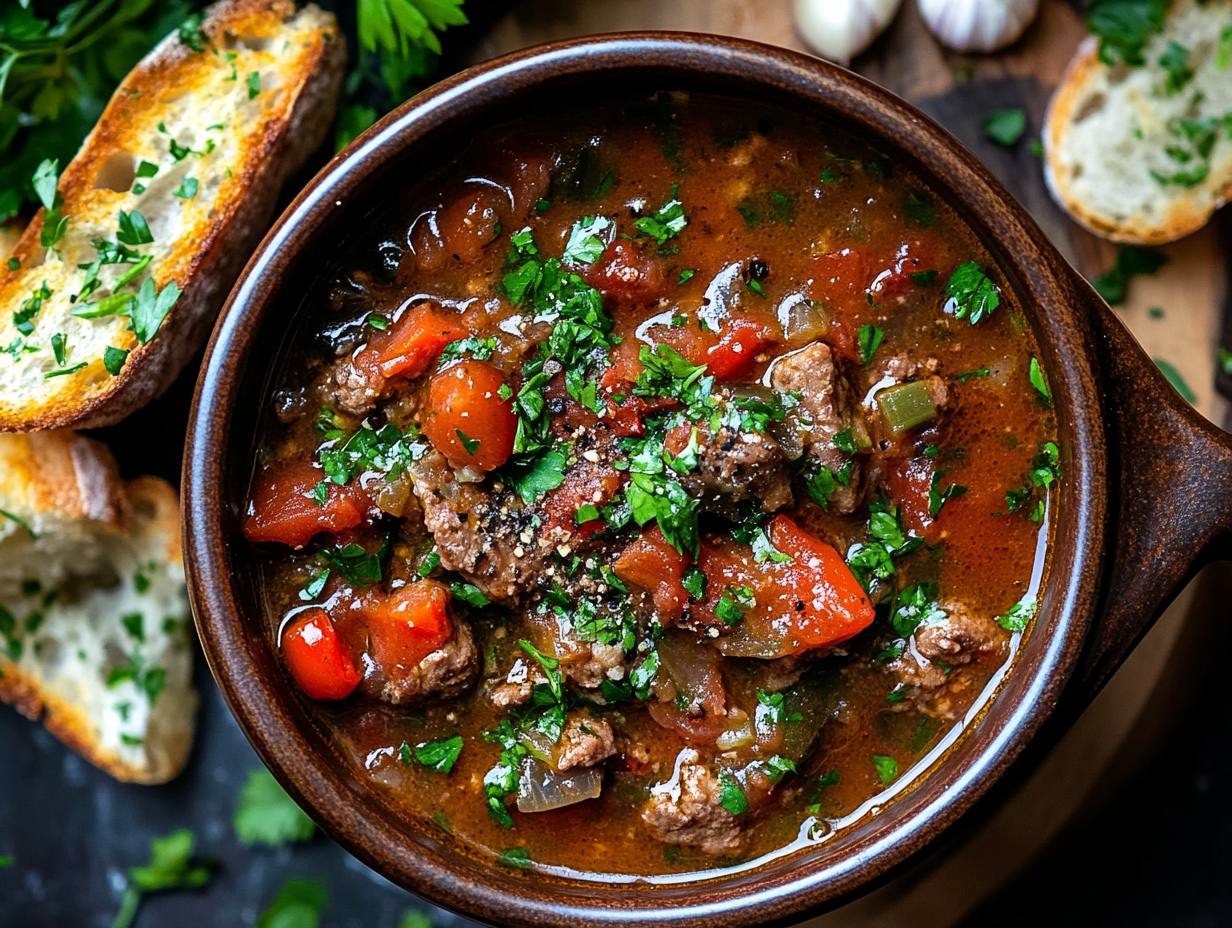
{"left": 1029, "top": 357, "right": 1050, "bottom": 401}
{"left": 996, "top": 596, "right": 1037, "bottom": 632}
{"left": 172, "top": 177, "right": 198, "bottom": 199}
{"left": 928, "top": 471, "right": 968, "bottom": 518}
{"left": 438, "top": 336, "right": 497, "bottom": 364}
{"left": 451, "top": 582, "right": 491, "bottom": 608}
{"left": 1157, "top": 40, "right": 1193, "bottom": 95}
{"left": 945, "top": 262, "right": 1000, "bottom": 324}
{"left": 322, "top": 540, "right": 385, "bottom": 586}
{"left": 870, "top": 754, "right": 898, "bottom": 785}
{"left": 117, "top": 210, "right": 154, "bottom": 246}
{"left": 1154, "top": 357, "right": 1197, "bottom": 403}
{"left": 256, "top": 878, "right": 327, "bottom": 928}
{"left": 103, "top": 346, "right": 129, "bottom": 376}
{"left": 902, "top": 191, "right": 937, "bottom": 227}
{"left": 233, "top": 768, "right": 316, "bottom": 847}
{"left": 507, "top": 449, "right": 567, "bottom": 503}
{"left": 1092, "top": 246, "right": 1166, "bottom": 305}
{"left": 634, "top": 185, "right": 687, "bottom": 245}
{"left": 715, "top": 584, "right": 755, "bottom": 625}
{"left": 562, "top": 215, "right": 612, "bottom": 264}
{"left": 857, "top": 324, "right": 883, "bottom": 365}
{"left": 1086, "top": 0, "right": 1167, "bottom": 67}
{"left": 983, "top": 108, "right": 1026, "bottom": 146}
{"left": 498, "top": 847, "right": 533, "bottom": 869}
{"left": 718, "top": 772, "right": 748, "bottom": 815}
{"left": 131, "top": 277, "right": 180, "bottom": 344}
{"left": 403, "top": 734, "right": 464, "bottom": 773}
{"left": 113, "top": 829, "right": 212, "bottom": 928}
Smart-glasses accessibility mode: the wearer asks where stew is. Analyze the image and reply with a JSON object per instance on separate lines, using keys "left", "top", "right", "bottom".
{"left": 244, "top": 92, "right": 1057, "bottom": 878}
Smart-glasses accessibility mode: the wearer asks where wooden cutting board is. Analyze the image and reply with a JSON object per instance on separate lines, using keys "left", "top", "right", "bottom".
{"left": 463, "top": 3, "right": 1230, "bottom": 924}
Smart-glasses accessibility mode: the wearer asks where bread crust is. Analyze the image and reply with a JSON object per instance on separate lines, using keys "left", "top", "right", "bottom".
{"left": 0, "top": 0, "right": 345, "bottom": 431}
{"left": 1044, "top": 10, "right": 1232, "bottom": 245}
{"left": 0, "top": 437, "right": 194, "bottom": 784}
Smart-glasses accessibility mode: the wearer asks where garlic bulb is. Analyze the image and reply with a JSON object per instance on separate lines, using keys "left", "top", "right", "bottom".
{"left": 918, "top": 0, "right": 1040, "bottom": 53}
{"left": 794, "top": 0, "right": 905, "bottom": 66}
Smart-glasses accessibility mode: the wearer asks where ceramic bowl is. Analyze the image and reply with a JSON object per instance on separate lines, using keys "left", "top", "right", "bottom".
{"left": 184, "top": 33, "right": 1232, "bottom": 928}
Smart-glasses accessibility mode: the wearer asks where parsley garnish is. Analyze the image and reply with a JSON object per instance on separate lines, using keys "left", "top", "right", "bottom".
{"left": 928, "top": 471, "right": 967, "bottom": 518}
{"left": 846, "top": 493, "right": 923, "bottom": 591}
{"left": 945, "top": 262, "right": 1000, "bottom": 324}
{"left": 112, "top": 830, "right": 211, "bottom": 928}
{"left": 857, "top": 324, "right": 883, "bottom": 365}
{"left": 317, "top": 419, "right": 424, "bottom": 486}
{"left": 902, "top": 191, "right": 937, "bottom": 227}
{"left": 322, "top": 539, "right": 385, "bottom": 586}
{"left": 562, "top": 215, "right": 612, "bottom": 264}
{"left": 455, "top": 428, "right": 481, "bottom": 456}
{"left": 1157, "top": 40, "right": 1193, "bottom": 95}
{"left": 1086, "top": 0, "right": 1167, "bottom": 67}
{"left": 172, "top": 177, "right": 198, "bottom": 199}
{"left": 1154, "top": 357, "right": 1197, "bottom": 403}
{"left": 33, "top": 159, "right": 70, "bottom": 249}
{"left": 451, "top": 582, "right": 491, "bottom": 608}
{"left": 131, "top": 276, "right": 180, "bottom": 344}
{"left": 103, "top": 346, "right": 129, "bottom": 376}
{"left": 870, "top": 754, "right": 898, "bottom": 785}
{"left": 983, "top": 108, "right": 1026, "bottom": 146}
{"left": 255, "top": 879, "right": 326, "bottom": 928}
{"left": 117, "top": 209, "right": 153, "bottom": 246}
{"left": 718, "top": 772, "right": 748, "bottom": 814}
{"left": 634, "top": 184, "right": 687, "bottom": 245}
{"left": 497, "top": 847, "right": 533, "bottom": 869}
{"left": 1091, "top": 246, "right": 1165, "bottom": 305}
{"left": 715, "top": 584, "right": 755, "bottom": 626}
{"left": 247, "top": 70, "right": 261, "bottom": 99}
{"left": 891, "top": 583, "right": 945, "bottom": 637}
{"left": 401, "top": 734, "right": 464, "bottom": 773}
{"left": 233, "top": 768, "right": 316, "bottom": 846}
{"left": 1029, "top": 357, "right": 1050, "bottom": 402}
{"left": 996, "top": 596, "right": 1037, "bottom": 632}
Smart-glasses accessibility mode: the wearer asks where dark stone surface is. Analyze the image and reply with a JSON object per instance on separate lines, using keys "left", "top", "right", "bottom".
{"left": 0, "top": 649, "right": 480, "bottom": 928}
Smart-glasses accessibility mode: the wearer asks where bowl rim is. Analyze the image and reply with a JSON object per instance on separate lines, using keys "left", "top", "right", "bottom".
{"left": 185, "top": 31, "right": 1107, "bottom": 928}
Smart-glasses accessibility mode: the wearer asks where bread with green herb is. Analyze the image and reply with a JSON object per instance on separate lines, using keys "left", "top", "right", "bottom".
{"left": 0, "top": 431, "right": 195, "bottom": 784}
{"left": 0, "top": 0, "right": 344, "bottom": 431}
{"left": 1044, "top": 0, "right": 1232, "bottom": 245}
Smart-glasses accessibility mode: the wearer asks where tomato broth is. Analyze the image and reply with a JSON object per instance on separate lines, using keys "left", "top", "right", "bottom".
{"left": 245, "top": 92, "right": 1056, "bottom": 878}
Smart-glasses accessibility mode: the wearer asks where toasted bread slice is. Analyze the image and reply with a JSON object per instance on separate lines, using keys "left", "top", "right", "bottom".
{"left": 0, "top": 432, "right": 195, "bottom": 784}
{"left": 0, "top": 0, "right": 344, "bottom": 432}
{"left": 1044, "top": 0, "right": 1232, "bottom": 245}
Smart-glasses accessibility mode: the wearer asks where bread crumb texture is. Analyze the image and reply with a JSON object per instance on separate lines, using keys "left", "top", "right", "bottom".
{"left": 0, "top": 0, "right": 343, "bottom": 431}
{"left": 0, "top": 431, "right": 195, "bottom": 784}
{"left": 1046, "top": 0, "right": 1232, "bottom": 244}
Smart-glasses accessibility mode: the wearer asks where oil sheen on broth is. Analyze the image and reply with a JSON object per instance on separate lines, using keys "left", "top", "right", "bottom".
{"left": 244, "top": 93, "right": 1057, "bottom": 878}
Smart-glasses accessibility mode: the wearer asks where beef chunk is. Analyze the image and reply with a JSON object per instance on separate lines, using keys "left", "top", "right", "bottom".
{"left": 642, "top": 748, "right": 746, "bottom": 854}
{"left": 556, "top": 714, "right": 617, "bottom": 770}
{"left": 886, "top": 602, "right": 1005, "bottom": 719}
{"left": 367, "top": 620, "right": 479, "bottom": 705}
{"left": 770, "top": 341, "right": 867, "bottom": 514}
{"left": 914, "top": 603, "right": 1001, "bottom": 664}
{"left": 329, "top": 349, "right": 387, "bottom": 418}
{"left": 676, "top": 424, "right": 793, "bottom": 516}
{"left": 409, "top": 450, "right": 546, "bottom": 603}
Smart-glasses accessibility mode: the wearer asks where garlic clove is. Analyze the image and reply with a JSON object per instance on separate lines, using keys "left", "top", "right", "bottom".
{"left": 794, "top": 0, "right": 906, "bottom": 66}
{"left": 917, "top": 0, "right": 1041, "bottom": 54}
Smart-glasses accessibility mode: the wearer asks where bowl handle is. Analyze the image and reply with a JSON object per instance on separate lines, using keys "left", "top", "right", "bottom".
{"left": 1071, "top": 281, "right": 1232, "bottom": 701}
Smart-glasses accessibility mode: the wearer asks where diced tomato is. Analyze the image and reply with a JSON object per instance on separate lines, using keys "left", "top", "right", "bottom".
{"left": 282, "top": 609, "right": 362, "bottom": 700}
{"left": 688, "top": 542, "right": 754, "bottom": 631}
{"left": 584, "top": 241, "right": 665, "bottom": 306}
{"left": 888, "top": 454, "right": 936, "bottom": 537}
{"left": 243, "top": 459, "right": 366, "bottom": 549}
{"left": 542, "top": 462, "right": 624, "bottom": 542}
{"left": 359, "top": 580, "right": 453, "bottom": 674}
{"left": 768, "top": 514, "right": 873, "bottom": 649}
{"left": 705, "top": 316, "right": 776, "bottom": 381}
{"left": 422, "top": 359, "right": 517, "bottom": 471}
{"left": 614, "top": 526, "right": 689, "bottom": 622}
{"left": 370, "top": 303, "right": 470, "bottom": 380}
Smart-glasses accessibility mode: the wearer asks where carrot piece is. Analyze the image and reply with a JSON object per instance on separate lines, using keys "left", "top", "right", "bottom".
{"left": 282, "top": 610, "right": 362, "bottom": 700}
{"left": 422, "top": 359, "right": 517, "bottom": 471}
{"left": 770, "top": 514, "right": 874, "bottom": 649}
{"left": 373, "top": 304, "right": 469, "bottom": 379}
{"left": 362, "top": 580, "right": 453, "bottom": 674}
{"left": 243, "top": 459, "right": 365, "bottom": 549}
{"left": 614, "top": 526, "right": 689, "bottom": 621}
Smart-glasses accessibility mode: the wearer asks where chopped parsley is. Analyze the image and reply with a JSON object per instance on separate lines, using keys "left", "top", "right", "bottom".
{"left": 497, "top": 847, "right": 533, "bottom": 869}
{"left": 402, "top": 734, "right": 464, "bottom": 773}
{"left": 103, "top": 346, "right": 129, "bottom": 376}
{"left": 715, "top": 584, "right": 755, "bottom": 626}
{"left": 451, "top": 583, "right": 491, "bottom": 608}
{"left": 1086, "top": 0, "right": 1167, "bottom": 67}
{"left": 857, "top": 324, "right": 883, "bottom": 365}
{"left": 945, "top": 262, "right": 1000, "bottom": 324}
{"left": 233, "top": 768, "right": 316, "bottom": 846}
{"left": 996, "top": 596, "right": 1037, "bottom": 632}
{"left": 870, "top": 754, "right": 899, "bottom": 785}
{"left": 846, "top": 493, "right": 923, "bottom": 591}
{"left": 1154, "top": 357, "right": 1197, "bottom": 404}
{"left": 1157, "top": 40, "right": 1193, "bottom": 95}
{"left": 562, "top": 215, "right": 612, "bottom": 264}
{"left": 983, "top": 108, "right": 1026, "bottom": 146}
{"left": 928, "top": 470, "right": 967, "bottom": 518}
{"left": 634, "top": 184, "right": 687, "bottom": 245}
{"left": 1029, "top": 357, "right": 1051, "bottom": 402}
{"left": 1091, "top": 246, "right": 1165, "bottom": 306}
{"left": 322, "top": 539, "right": 385, "bottom": 586}
{"left": 718, "top": 772, "right": 748, "bottom": 814}
{"left": 891, "top": 583, "right": 945, "bottom": 638}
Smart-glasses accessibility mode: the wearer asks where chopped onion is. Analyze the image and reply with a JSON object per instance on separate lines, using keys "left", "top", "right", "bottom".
{"left": 777, "top": 292, "right": 831, "bottom": 343}
{"left": 716, "top": 710, "right": 755, "bottom": 750}
{"left": 517, "top": 756, "right": 603, "bottom": 813}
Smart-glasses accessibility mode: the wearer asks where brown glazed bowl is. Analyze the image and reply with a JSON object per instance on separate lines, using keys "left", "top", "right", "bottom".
{"left": 184, "top": 33, "right": 1232, "bottom": 928}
